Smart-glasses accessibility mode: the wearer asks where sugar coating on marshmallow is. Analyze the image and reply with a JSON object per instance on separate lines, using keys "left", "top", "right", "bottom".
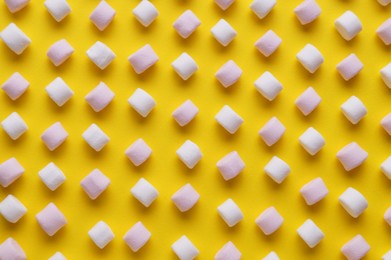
{"left": 128, "top": 88, "right": 156, "bottom": 117}
{"left": 131, "top": 178, "right": 158, "bottom": 207}
{"left": 1, "top": 23, "right": 31, "bottom": 55}
{"left": 47, "top": 39, "right": 74, "bottom": 66}
{"left": 133, "top": 0, "right": 159, "bottom": 27}
{"left": 0, "top": 194, "right": 27, "bottom": 223}
{"left": 335, "top": 11, "right": 362, "bottom": 41}
{"left": 173, "top": 10, "right": 201, "bottom": 39}
{"left": 171, "top": 183, "right": 200, "bottom": 212}
{"left": 1, "top": 72, "right": 29, "bottom": 101}
{"left": 255, "top": 30, "right": 282, "bottom": 57}
{"left": 172, "top": 99, "right": 199, "bottom": 126}
{"left": 215, "top": 105, "right": 244, "bottom": 134}
{"left": 341, "top": 235, "right": 370, "bottom": 260}
{"left": 377, "top": 18, "right": 391, "bottom": 45}
{"left": 254, "top": 71, "right": 283, "bottom": 101}
{"left": 44, "top": 0, "right": 71, "bottom": 22}
{"left": 250, "top": 0, "right": 276, "bottom": 19}
{"left": 381, "top": 156, "right": 391, "bottom": 180}
{"left": 85, "top": 82, "right": 115, "bottom": 112}
{"left": 172, "top": 235, "right": 199, "bottom": 260}
{"left": 5, "top": 0, "right": 30, "bottom": 13}
{"left": 341, "top": 96, "right": 367, "bottom": 124}
{"left": 264, "top": 156, "right": 290, "bottom": 184}
{"left": 86, "top": 41, "right": 116, "bottom": 70}
{"left": 41, "top": 122, "right": 68, "bottom": 151}
{"left": 211, "top": 19, "right": 237, "bottom": 47}
{"left": 80, "top": 169, "right": 110, "bottom": 200}
{"left": 0, "top": 238, "right": 26, "bottom": 260}
{"left": 300, "top": 177, "right": 328, "bottom": 205}
{"left": 294, "top": 0, "right": 321, "bottom": 25}
{"left": 90, "top": 0, "right": 116, "bottom": 31}
{"left": 49, "top": 252, "right": 66, "bottom": 260}
{"left": 82, "top": 123, "right": 110, "bottom": 152}
{"left": 172, "top": 52, "right": 198, "bottom": 80}
{"left": 125, "top": 138, "right": 152, "bottom": 166}
{"left": 176, "top": 140, "right": 203, "bottom": 169}
{"left": 339, "top": 187, "right": 368, "bottom": 218}
{"left": 128, "top": 44, "right": 159, "bottom": 74}
{"left": 36, "top": 203, "right": 67, "bottom": 236}
{"left": 337, "top": 54, "right": 363, "bottom": 81}
{"left": 256, "top": 206, "right": 283, "bottom": 235}
{"left": 123, "top": 221, "right": 151, "bottom": 252}
{"left": 38, "top": 162, "right": 66, "bottom": 191}
{"left": 215, "top": 0, "right": 235, "bottom": 10}
{"left": 217, "top": 198, "right": 243, "bottom": 227}
{"left": 215, "top": 241, "right": 241, "bottom": 260}
{"left": 295, "top": 87, "right": 321, "bottom": 116}
{"left": 215, "top": 60, "right": 242, "bottom": 88}
{"left": 378, "top": 0, "right": 391, "bottom": 5}
{"left": 0, "top": 157, "right": 24, "bottom": 187}
{"left": 384, "top": 207, "right": 391, "bottom": 226}
{"left": 45, "top": 77, "right": 74, "bottom": 106}
{"left": 216, "top": 151, "right": 245, "bottom": 181}
{"left": 297, "top": 219, "right": 324, "bottom": 248}
{"left": 259, "top": 117, "right": 286, "bottom": 146}
{"left": 299, "top": 127, "right": 325, "bottom": 155}
{"left": 336, "top": 142, "right": 368, "bottom": 171}
{"left": 263, "top": 251, "right": 280, "bottom": 260}
{"left": 1, "top": 112, "right": 28, "bottom": 140}
{"left": 296, "top": 44, "right": 324, "bottom": 73}
{"left": 381, "top": 63, "right": 391, "bottom": 88}
{"left": 88, "top": 221, "right": 114, "bottom": 249}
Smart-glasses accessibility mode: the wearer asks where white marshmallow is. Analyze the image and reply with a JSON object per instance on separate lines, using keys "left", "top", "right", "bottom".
{"left": 88, "top": 221, "right": 114, "bottom": 249}
{"left": 254, "top": 71, "right": 283, "bottom": 101}
{"left": 82, "top": 124, "right": 110, "bottom": 152}
{"left": 385, "top": 207, "right": 391, "bottom": 226}
{"left": 1, "top": 112, "right": 28, "bottom": 140}
{"left": 86, "top": 41, "right": 116, "bottom": 70}
{"left": 38, "top": 162, "right": 66, "bottom": 191}
{"left": 131, "top": 178, "right": 158, "bottom": 207}
{"left": 263, "top": 251, "right": 280, "bottom": 260}
{"left": 381, "top": 156, "right": 391, "bottom": 180}
{"left": 0, "top": 23, "right": 31, "bottom": 55}
{"left": 250, "top": 0, "right": 276, "bottom": 19}
{"left": 215, "top": 105, "right": 244, "bottom": 134}
{"left": 335, "top": 11, "right": 362, "bottom": 41}
{"left": 44, "top": 0, "right": 71, "bottom": 22}
{"left": 339, "top": 187, "right": 368, "bottom": 218}
{"left": 0, "top": 195, "right": 27, "bottom": 223}
{"left": 49, "top": 252, "right": 66, "bottom": 260}
{"left": 172, "top": 53, "right": 198, "bottom": 80}
{"left": 381, "top": 63, "right": 391, "bottom": 88}
{"left": 176, "top": 140, "right": 202, "bottom": 169}
{"left": 382, "top": 113, "right": 391, "bottom": 135}
{"left": 217, "top": 198, "right": 243, "bottom": 227}
{"left": 132, "top": 0, "right": 159, "bottom": 27}
{"left": 383, "top": 250, "right": 391, "bottom": 260}
{"left": 215, "top": 0, "right": 235, "bottom": 10}
{"left": 341, "top": 235, "right": 370, "bottom": 260}
{"left": 264, "top": 156, "right": 290, "bottom": 184}
{"left": 340, "top": 96, "right": 367, "bottom": 124}
{"left": 211, "top": 19, "right": 237, "bottom": 46}
{"left": 297, "top": 219, "right": 324, "bottom": 248}
{"left": 378, "top": 0, "right": 391, "bottom": 6}
{"left": 215, "top": 241, "right": 241, "bottom": 260}
{"left": 128, "top": 88, "right": 156, "bottom": 117}
{"left": 172, "top": 235, "right": 199, "bottom": 260}
{"left": 5, "top": 0, "right": 30, "bottom": 13}
{"left": 45, "top": 77, "right": 74, "bottom": 107}
{"left": 296, "top": 44, "right": 324, "bottom": 73}
{"left": 299, "top": 127, "right": 325, "bottom": 155}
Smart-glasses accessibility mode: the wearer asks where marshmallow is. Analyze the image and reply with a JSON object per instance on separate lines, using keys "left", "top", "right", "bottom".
{"left": 1, "top": 72, "right": 29, "bottom": 101}
{"left": 341, "top": 96, "right": 367, "bottom": 124}
{"left": 339, "top": 187, "right": 368, "bottom": 218}
{"left": 215, "top": 241, "right": 241, "bottom": 260}
{"left": 128, "top": 88, "right": 156, "bottom": 117}
{"left": 263, "top": 251, "right": 280, "bottom": 260}
{"left": 378, "top": 0, "right": 391, "bottom": 5}
{"left": 294, "top": 0, "right": 321, "bottom": 25}
{"left": 217, "top": 198, "right": 243, "bottom": 227}
{"left": 0, "top": 23, "right": 31, "bottom": 55}
{"left": 381, "top": 156, "right": 391, "bottom": 180}
{"left": 172, "top": 52, "right": 198, "bottom": 80}
{"left": 85, "top": 82, "right": 115, "bottom": 112}
{"left": 254, "top": 71, "right": 283, "bottom": 101}
{"left": 382, "top": 113, "right": 391, "bottom": 135}
{"left": 86, "top": 41, "right": 116, "bottom": 70}
{"left": 36, "top": 203, "right": 67, "bottom": 236}
{"left": 255, "top": 206, "right": 283, "bottom": 235}
{"left": 171, "top": 183, "right": 200, "bottom": 212}
{"left": 5, "top": 0, "right": 30, "bottom": 13}
{"left": 215, "top": 0, "right": 235, "bottom": 10}
{"left": 341, "top": 235, "right": 370, "bottom": 260}
{"left": 259, "top": 117, "right": 285, "bottom": 146}
{"left": 211, "top": 19, "right": 237, "bottom": 46}
{"left": 250, "top": 0, "right": 276, "bottom": 19}
{"left": 0, "top": 238, "right": 26, "bottom": 260}
{"left": 38, "top": 162, "right": 66, "bottom": 191}
{"left": 264, "top": 156, "right": 290, "bottom": 184}
{"left": 381, "top": 63, "right": 391, "bottom": 88}
{"left": 41, "top": 122, "right": 68, "bottom": 151}
{"left": 0, "top": 157, "right": 24, "bottom": 187}
{"left": 297, "top": 219, "right": 324, "bottom": 248}
{"left": 133, "top": 0, "right": 158, "bottom": 27}
{"left": 176, "top": 140, "right": 202, "bottom": 169}
{"left": 0, "top": 195, "right": 27, "bottom": 223}
{"left": 296, "top": 44, "right": 324, "bottom": 73}
{"left": 49, "top": 252, "right": 66, "bottom": 260}
{"left": 216, "top": 151, "right": 245, "bottom": 181}
{"left": 299, "top": 127, "right": 325, "bottom": 155}
{"left": 47, "top": 39, "right": 74, "bottom": 66}
{"left": 215, "top": 105, "right": 244, "bottom": 134}
{"left": 300, "top": 177, "right": 328, "bottom": 205}
{"left": 90, "top": 0, "right": 116, "bottom": 31}
{"left": 44, "top": 0, "right": 71, "bottom": 22}
{"left": 88, "top": 221, "right": 114, "bottom": 249}
{"left": 131, "top": 178, "right": 158, "bottom": 207}
{"left": 128, "top": 44, "right": 159, "bottom": 74}
{"left": 172, "top": 99, "right": 199, "bottom": 126}
{"left": 336, "top": 142, "right": 368, "bottom": 171}
{"left": 337, "top": 54, "right": 363, "bottom": 81}
{"left": 295, "top": 87, "right": 321, "bottom": 116}
{"left": 45, "top": 77, "right": 74, "bottom": 107}
{"left": 215, "top": 60, "right": 242, "bottom": 88}
{"left": 1, "top": 112, "right": 28, "bottom": 140}
{"left": 123, "top": 221, "right": 151, "bottom": 252}
{"left": 82, "top": 123, "right": 110, "bottom": 152}
{"left": 255, "top": 30, "right": 282, "bottom": 57}
{"left": 377, "top": 18, "right": 391, "bottom": 45}
{"left": 125, "top": 138, "right": 152, "bottom": 166}
{"left": 173, "top": 10, "right": 201, "bottom": 39}
{"left": 384, "top": 207, "right": 391, "bottom": 226}
{"left": 80, "top": 169, "right": 110, "bottom": 200}
{"left": 172, "top": 235, "right": 199, "bottom": 260}
{"left": 335, "top": 11, "right": 362, "bottom": 41}
{"left": 383, "top": 250, "right": 391, "bottom": 260}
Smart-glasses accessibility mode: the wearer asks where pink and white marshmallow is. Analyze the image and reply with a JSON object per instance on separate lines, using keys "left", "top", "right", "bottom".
{"left": 294, "top": 0, "right": 321, "bottom": 25}
{"left": 173, "top": 10, "right": 201, "bottom": 39}
{"left": 85, "top": 82, "right": 115, "bottom": 112}
{"left": 44, "top": 0, "right": 71, "bottom": 22}
{"left": 295, "top": 87, "right": 321, "bottom": 116}
{"left": 254, "top": 71, "right": 283, "bottom": 101}
{"left": 215, "top": 105, "right": 244, "bottom": 134}
{"left": 128, "top": 44, "right": 159, "bottom": 74}
{"left": 128, "top": 88, "right": 156, "bottom": 118}
{"left": 86, "top": 41, "right": 116, "bottom": 70}
{"left": 45, "top": 77, "right": 74, "bottom": 107}
{"left": 381, "top": 63, "right": 391, "bottom": 89}
{"left": 297, "top": 219, "right": 324, "bottom": 248}
{"left": 38, "top": 162, "right": 66, "bottom": 191}
{"left": 337, "top": 54, "right": 363, "bottom": 81}
{"left": 335, "top": 11, "right": 362, "bottom": 41}
{"left": 5, "top": 0, "right": 30, "bottom": 13}
{"left": 339, "top": 187, "right": 368, "bottom": 218}
{"left": 47, "top": 39, "right": 74, "bottom": 66}
{"left": 172, "top": 99, "right": 199, "bottom": 126}
{"left": 250, "top": 0, "right": 276, "bottom": 19}
{"left": 341, "top": 96, "right": 367, "bottom": 124}
{"left": 255, "top": 206, "right": 283, "bottom": 235}
{"left": 82, "top": 124, "right": 110, "bottom": 152}
{"left": 172, "top": 235, "right": 199, "bottom": 260}
{"left": 1, "top": 23, "right": 31, "bottom": 55}
{"left": 299, "top": 127, "right": 325, "bottom": 155}
{"left": 49, "top": 252, "right": 66, "bottom": 260}
{"left": 172, "top": 52, "right": 198, "bottom": 80}
{"left": 264, "top": 156, "right": 290, "bottom": 184}
{"left": 300, "top": 177, "right": 328, "bottom": 205}
{"left": 1, "top": 112, "right": 28, "bottom": 140}
{"left": 263, "top": 251, "right": 280, "bottom": 260}
{"left": 131, "top": 178, "right": 158, "bottom": 207}
{"left": 171, "top": 183, "right": 200, "bottom": 212}
{"left": 90, "top": 0, "right": 116, "bottom": 31}
{"left": 133, "top": 0, "right": 158, "bottom": 27}
{"left": 123, "top": 221, "right": 151, "bottom": 252}
{"left": 88, "top": 221, "right": 114, "bottom": 249}
{"left": 176, "top": 140, "right": 203, "bottom": 169}
{"left": 215, "top": 241, "right": 241, "bottom": 260}
{"left": 0, "top": 238, "right": 26, "bottom": 260}
{"left": 336, "top": 142, "right": 368, "bottom": 171}
{"left": 215, "top": 60, "right": 242, "bottom": 88}
{"left": 0, "top": 194, "right": 27, "bottom": 223}
{"left": 216, "top": 151, "right": 245, "bottom": 181}
{"left": 41, "top": 122, "right": 68, "bottom": 151}
{"left": 36, "top": 203, "right": 67, "bottom": 236}
{"left": 80, "top": 169, "right": 110, "bottom": 200}
{"left": 377, "top": 18, "right": 391, "bottom": 45}
{"left": 215, "top": 0, "right": 235, "bottom": 10}
{"left": 255, "top": 30, "right": 282, "bottom": 57}
{"left": 1, "top": 72, "right": 29, "bottom": 101}
{"left": 211, "top": 19, "right": 237, "bottom": 46}
{"left": 296, "top": 44, "right": 324, "bottom": 73}
{"left": 259, "top": 117, "right": 285, "bottom": 146}
{"left": 381, "top": 156, "right": 391, "bottom": 180}
{"left": 125, "top": 138, "right": 152, "bottom": 166}
{"left": 341, "top": 235, "right": 370, "bottom": 260}
{"left": 217, "top": 198, "right": 243, "bottom": 227}
{"left": 0, "top": 157, "right": 24, "bottom": 187}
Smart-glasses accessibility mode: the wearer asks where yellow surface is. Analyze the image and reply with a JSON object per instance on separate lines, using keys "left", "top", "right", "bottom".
{"left": 1, "top": 0, "right": 391, "bottom": 259}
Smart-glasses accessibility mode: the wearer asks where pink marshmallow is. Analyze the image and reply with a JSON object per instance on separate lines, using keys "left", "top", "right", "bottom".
{"left": 215, "top": 60, "right": 242, "bottom": 88}
{"left": 36, "top": 203, "right": 67, "bottom": 236}
{"left": 47, "top": 39, "right": 74, "bottom": 66}
{"left": 89, "top": 0, "right": 116, "bottom": 31}
{"left": 173, "top": 10, "right": 201, "bottom": 39}
{"left": 259, "top": 117, "right": 286, "bottom": 146}
{"left": 255, "top": 30, "right": 282, "bottom": 57}
{"left": 0, "top": 238, "right": 26, "bottom": 260}
{"left": 172, "top": 99, "right": 199, "bottom": 126}
{"left": 1, "top": 72, "right": 29, "bottom": 101}
{"left": 377, "top": 18, "right": 391, "bottom": 45}
{"left": 384, "top": 207, "right": 391, "bottom": 226}
{"left": 171, "top": 183, "right": 200, "bottom": 212}
{"left": 255, "top": 206, "right": 283, "bottom": 235}
{"left": 125, "top": 138, "right": 152, "bottom": 166}
{"left": 295, "top": 87, "right": 321, "bottom": 116}
{"left": 336, "top": 54, "right": 363, "bottom": 81}
{"left": 5, "top": 0, "right": 29, "bottom": 13}
{"left": 300, "top": 177, "right": 328, "bottom": 205}
{"left": 80, "top": 169, "right": 110, "bottom": 200}
{"left": 215, "top": 0, "right": 234, "bottom": 10}
{"left": 294, "top": 0, "right": 321, "bottom": 25}
{"left": 381, "top": 113, "right": 391, "bottom": 135}
{"left": 85, "top": 82, "right": 115, "bottom": 112}
{"left": 216, "top": 151, "right": 245, "bottom": 181}
{"left": 0, "top": 157, "right": 24, "bottom": 188}
{"left": 128, "top": 44, "right": 159, "bottom": 74}
{"left": 215, "top": 241, "right": 241, "bottom": 260}
{"left": 123, "top": 221, "right": 151, "bottom": 252}
{"left": 41, "top": 122, "right": 68, "bottom": 151}
{"left": 341, "top": 235, "right": 370, "bottom": 260}
{"left": 337, "top": 142, "right": 368, "bottom": 171}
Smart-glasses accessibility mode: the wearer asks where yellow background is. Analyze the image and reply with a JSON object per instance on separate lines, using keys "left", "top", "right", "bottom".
{"left": 1, "top": 0, "right": 391, "bottom": 259}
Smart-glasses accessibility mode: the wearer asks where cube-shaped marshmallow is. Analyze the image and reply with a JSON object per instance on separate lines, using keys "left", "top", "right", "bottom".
{"left": 1, "top": 112, "right": 28, "bottom": 140}
{"left": 36, "top": 203, "right": 67, "bottom": 236}
{"left": 88, "top": 221, "right": 114, "bottom": 249}
{"left": 125, "top": 138, "right": 152, "bottom": 166}
{"left": 215, "top": 0, "right": 235, "bottom": 10}
{"left": 133, "top": 0, "right": 158, "bottom": 27}
{"left": 172, "top": 235, "right": 199, "bottom": 260}
{"left": 49, "top": 252, "right": 66, "bottom": 260}
{"left": 171, "top": 183, "right": 200, "bottom": 212}
{"left": 384, "top": 207, "right": 391, "bottom": 226}
{"left": 215, "top": 60, "right": 242, "bottom": 88}
{"left": 128, "top": 88, "right": 156, "bottom": 117}
{"left": 215, "top": 105, "right": 244, "bottom": 134}
{"left": 341, "top": 235, "right": 370, "bottom": 260}
{"left": 295, "top": 87, "right": 321, "bottom": 116}
{"left": 297, "top": 219, "right": 324, "bottom": 248}
{"left": 173, "top": 10, "right": 201, "bottom": 39}
{"left": 335, "top": 11, "right": 362, "bottom": 41}
{"left": 250, "top": 0, "right": 276, "bottom": 19}
{"left": 381, "top": 156, "right": 391, "bottom": 180}
{"left": 263, "top": 251, "right": 280, "bottom": 260}
{"left": 90, "top": 0, "right": 116, "bottom": 31}
{"left": 0, "top": 157, "right": 24, "bottom": 187}
{"left": 341, "top": 96, "right": 367, "bottom": 124}
{"left": 211, "top": 19, "right": 237, "bottom": 46}
{"left": 128, "top": 44, "right": 159, "bottom": 74}
{"left": 38, "top": 162, "right": 66, "bottom": 191}
{"left": 378, "top": 0, "right": 391, "bottom": 6}
{"left": 176, "top": 140, "right": 202, "bottom": 169}
{"left": 259, "top": 117, "right": 285, "bottom": 146}
{"left": 256, "top": 206, "right": 283, "bottom": 235}
{"left": 215, "top": 241, "right": 241, "bottom": 260}
{"left": 217, "top": 198, "right": 243, "bottom": 227}
{"left": 216, "top": 151, "right": 245, "bottom": 181}
{"left": 300, "top": 177, "right": 328, "bottom": 205}
{"left": 86, "top": 41, "right": 116, "bottom": 70}
{"left": 5, "top": 0, "right": 30, "bottom": 13}
{"left": 1, "top": 72, "right": 29, "bottom": 100}
{"left": 131, "top": 178, "right": 158, "bottom": 207}
{"left": 82, "top": 124, "right": 110, "bottom": 152}
{"left": 294, "top": 0, "right": 321, "bottom": 25}
{"left": 0, "top": 195, "right": 27, "bottom": 223}
{"left": 0, "top": 238, "right": 26, "bottom": 260}
{"left": 255, "top": 30, "right": 282, "bottom": 57}
{"left": 85, "top": 82, "right": 115, "bottom": 112}
{"left": 1, "top": 23, "right": 31, "bottom": 55}
{"left": 337, "top": 54, "right": 363, "bottom": 81}
{"left": 45, "top": 77, "right": 74, "bottom": 107}
{"left": 264, "top": 156, "right": 290, "bottom": 184}
{"left": 44, "top": 0, "right": 71, "bottom": 22}
{"left": 339, "top": 187, "right": 368, "bottom": 218}
{"left": 299, "top": 127, "right": 325, "bottom": 155}
{"left": 296, "top": 44, "right": 324, "bottom": 73}
{"left": 377, "top": 18, "right": 391, "bottom": 45}
{"left": 80, "top": 169, "right": 110, "bottom": 200}
{"left": 381, "top": 63, "right": 391, "bottom": 88}
{"left": 41, "top": 122, "right": 68, "bottom": 151}
{"left": 172, "top": 99, "right": 199, "bottom": 126}
{"left": 336, "top": 142, "right": 368, "bottom": 171}
{"left": 123, "top": 221, "right": 151, "bottom": 252}
{"left": 47, "top": 39, "right": 74, "bottom": 66}
{"left": 254, "top": 71, "right": 283, "bottom": 101}
{"left": 172, "top": 52, "right": 198, "bottom": 80}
